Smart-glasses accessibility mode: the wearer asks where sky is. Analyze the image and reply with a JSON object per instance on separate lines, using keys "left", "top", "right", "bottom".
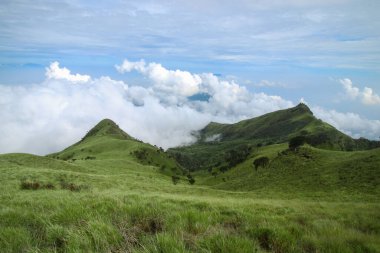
{"left": 0, "top": 0, "right": 380, "bottom": 154}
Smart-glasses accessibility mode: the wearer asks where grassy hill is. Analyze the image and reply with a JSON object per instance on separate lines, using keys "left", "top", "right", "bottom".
{"left": 197, "top": 144, "right": 380, "bottom": 200}
{"left": 169, "top": 103, "right": 380, "bottom": 171}
{"left": 48, "top": 119, "right": 184, "bottom": 176}
{"left": 0, "top": 117, "right": 379, "bottom": 252}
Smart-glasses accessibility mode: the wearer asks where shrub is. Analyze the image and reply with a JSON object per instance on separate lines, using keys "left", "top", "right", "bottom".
{"left": 43, "top": 183, "right": 55, "bottom": 190}
{"left": 289, "top": 135, "right": 307, "bottom": 150}
{"left": 20, "top": 180, "right": 41, "bottom": 190}
{"left": 59, "top": 178, "right": 83, "bottom": 192}
{"left": 224, "top": 145, "right": 251, "bottom": 167}
{"left": 253, "top": 156, "right": 269, "bottom": 170}
{"left": 187, "top": 175, "right": 196, "bottom": 185}
{"left": 20, "top": 180, "right": 55, "bottom": 190}
{"left": 219, "top": 165, "right": 229, "bottom": 173}
{"left": 60, "top": 182, "right": 82, "bottom": 192}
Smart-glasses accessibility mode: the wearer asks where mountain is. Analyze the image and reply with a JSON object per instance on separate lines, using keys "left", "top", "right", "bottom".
{"left": 199, "top": 103, "right": 378, "bottom": 150}
{"left": 168, "top": 103, "right": 380, "bottom": 171}
{"left": 81, "top": 118, "right": 133, "bottom": 140}
{"left": 48, "top": 119, "right": 184, "bottom": 175}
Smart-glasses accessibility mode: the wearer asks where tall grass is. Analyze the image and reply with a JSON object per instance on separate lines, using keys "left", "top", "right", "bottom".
{"left": 0, "top": 147, "right": 379, "bottom": 252}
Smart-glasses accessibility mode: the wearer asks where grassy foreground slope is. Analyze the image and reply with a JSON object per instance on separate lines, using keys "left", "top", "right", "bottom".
{"left": 0, "top": 119, "right": 379, "bottom": 252}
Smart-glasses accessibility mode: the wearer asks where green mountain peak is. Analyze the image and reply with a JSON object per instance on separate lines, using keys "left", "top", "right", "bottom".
{"left": 292, "top": 103, "right": 313, "bottom": 115}
{"left": 83, "top": 118, "right": 132, "bottom": 140}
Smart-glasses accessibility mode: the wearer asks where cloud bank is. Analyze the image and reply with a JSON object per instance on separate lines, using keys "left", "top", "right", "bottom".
{"left": 0, "top": 60, "right": 379, "bottom": 155}
{"left": 313, "top": 107, "right": 380, "bottom": 139}
{"left": 340, "top": 78, "right": 380, "bottom": 105}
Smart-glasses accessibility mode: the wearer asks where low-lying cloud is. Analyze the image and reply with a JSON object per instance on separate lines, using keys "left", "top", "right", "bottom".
{"left": 0, "top": 60, "right": 379, "bottom": 155}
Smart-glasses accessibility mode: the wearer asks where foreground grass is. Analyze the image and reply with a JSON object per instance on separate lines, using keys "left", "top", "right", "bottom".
{"left": 0, "top": 152, "right": 379, "bottom": 252}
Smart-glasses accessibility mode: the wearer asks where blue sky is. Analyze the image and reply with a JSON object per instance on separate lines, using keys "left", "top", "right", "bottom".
{"left": 0, "top": 0, "right": 380, "bottom": 153}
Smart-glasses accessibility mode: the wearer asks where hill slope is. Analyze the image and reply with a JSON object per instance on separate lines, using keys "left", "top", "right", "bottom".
{"left": 196, "top": 143, "right": 380, "bottom": 200}
{"left": 169, "top": 103, "right": 380, "bottom": 171}
{"left": 48, "top": 119, "right": 184, "bottom": 176}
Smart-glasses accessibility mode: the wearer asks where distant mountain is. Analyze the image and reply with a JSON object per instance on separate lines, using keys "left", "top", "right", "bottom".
{"left": 168, "top": 103, "right": 380, "bottom": 171}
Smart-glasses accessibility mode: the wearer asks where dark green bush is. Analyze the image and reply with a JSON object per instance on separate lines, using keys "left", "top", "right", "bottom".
{"left": 20, "top": 180, "right": 55, "bottom": 190}
{"left": 187, "top": 174, "right": 195, "bottom": 185}
{"left": 20, "top": 180, "right": 41, "bottom": 190}
{"left": 224, "top": 144, "right": 251, "bottom": 168}
{"left": 253, "top": 156, "right": 269, "bottom": 170}
{"left": 289, "top": 136, "right": 307, "bottom": 150}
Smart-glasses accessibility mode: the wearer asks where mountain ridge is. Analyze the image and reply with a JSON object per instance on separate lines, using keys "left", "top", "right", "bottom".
{"left": 196, "top": 103, "right": 378, "bottom": 150}
{"left": 169, "top": 103, "right": 380, "bottom": 171}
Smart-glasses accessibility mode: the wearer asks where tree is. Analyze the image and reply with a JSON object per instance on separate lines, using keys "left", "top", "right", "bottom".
{"left": 289, "top": 136, "right": 306, "bottom": 150}
{"left": 253, "top": 156, "right": 269, "bottom": 170}
{"left": 225, "top": 144, "right": 251, "bottom": 168}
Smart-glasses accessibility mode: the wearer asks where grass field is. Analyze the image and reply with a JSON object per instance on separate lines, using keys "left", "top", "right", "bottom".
{"left": 1, "top": 144, "right": 379, "bottom": 252}
{"left": 0, "top": 118, "right": 379, "bottom": 252}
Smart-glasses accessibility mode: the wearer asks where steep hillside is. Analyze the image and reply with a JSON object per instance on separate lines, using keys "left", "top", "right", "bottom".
{"left": 169, "top": 103, "right": 380, "bottom": 171}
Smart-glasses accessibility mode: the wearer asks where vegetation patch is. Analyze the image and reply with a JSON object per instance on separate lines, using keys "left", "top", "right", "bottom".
{"left": 20, "top": 179, "right": 55, "bottom": 190}
{"left": 253, "top": 156, "right": 270, "bottom": 170}
{"left": 59, "top": 176, "right": 88, "bottom": 192}
{"left": 171, "top": 175, "right": 180, "bottom": 185}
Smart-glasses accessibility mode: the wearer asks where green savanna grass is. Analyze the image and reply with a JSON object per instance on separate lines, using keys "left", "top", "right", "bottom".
{"left": 1, "top": 137, "right": 379, "bottom": 252}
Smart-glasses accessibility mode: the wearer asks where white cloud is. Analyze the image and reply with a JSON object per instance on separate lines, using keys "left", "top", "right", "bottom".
{"left": 205, "top": 134, "right": 221, "bottom": 142}
{"left": 115, "top": 59, "right": 146, "bottom": 73}
{"left": 340, "top": 78, "right": 360, "bottom": 99}
{"left": 0, "top": 74, "right": 209, "bottom": 154}
{"left": 313, "top": 106, "right": 380, "bottom": 140}
{"left": 0, "top": 60, "right": 295, "bottom": 154}
{"left": 45, "top": 62, "right": 91, "bottom": 83}
{"left": 299, "top": 97, "right": 308, "bottom": 104}
{"left": 340, "top": 78, "right": 380, "bottom": 105}
{"left": 362, "top": 87, "right": 380, "bottom": 105}
{"left": 117, "top": 59, "right": 294, "bottom": 117}
{"left": 116, "top": 59, "right": 202, "bottom": 97}
{"left": 1, "top": 61, "right": 379, "bottom": 155}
